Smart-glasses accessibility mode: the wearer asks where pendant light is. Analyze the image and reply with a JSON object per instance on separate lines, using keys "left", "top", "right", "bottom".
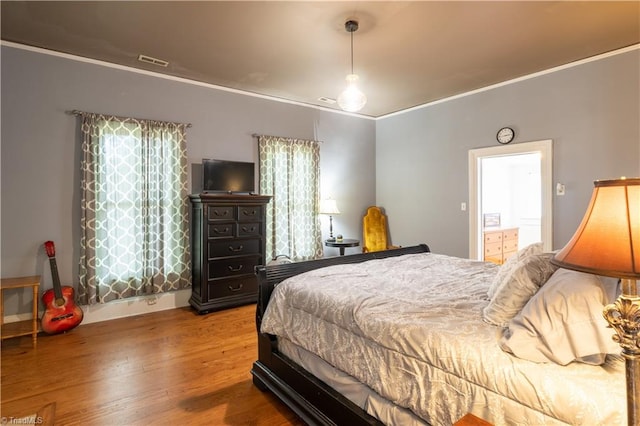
{"left": 337, "top": 20, "right": 367, "bottom": 113}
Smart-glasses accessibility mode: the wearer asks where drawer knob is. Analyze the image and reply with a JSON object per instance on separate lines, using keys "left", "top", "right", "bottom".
{"left": 243, "top": 210, "right": 257, "bottom": 216}
{"left": 228, "top": 245, "right": 244, "bottom": 252}
{"left": 214, "top": 227, "right": 229, "bottom": 234}
{"left": 228, "top": 283, "right": 244, "bottom": 292}
{"left": 214, "top": 210, "right": 229, "bottom": 216}
{"left": 242, "top": 226, "right": 256, "bottom": 232}
{"left": 228, "top": 265, "right": 244, "bottom": 272}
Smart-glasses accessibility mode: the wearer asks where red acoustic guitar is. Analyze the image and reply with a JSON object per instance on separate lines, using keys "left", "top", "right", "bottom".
{"left": 41, "top": 241, "right": 84, "bottom": 334}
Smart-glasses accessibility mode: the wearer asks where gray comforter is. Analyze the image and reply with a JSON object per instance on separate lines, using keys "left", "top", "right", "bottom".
{"left": 261, "top": 253, "right": 625, "bottom": 425}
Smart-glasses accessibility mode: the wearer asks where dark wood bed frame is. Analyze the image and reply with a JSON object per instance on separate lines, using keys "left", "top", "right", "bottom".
{"left": 251, "top": 244, "right": 431, "bottom": 426}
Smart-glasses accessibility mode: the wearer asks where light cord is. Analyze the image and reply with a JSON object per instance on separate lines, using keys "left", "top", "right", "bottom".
{"left": 350, "top": 29, "right": 354, "bottom": 74}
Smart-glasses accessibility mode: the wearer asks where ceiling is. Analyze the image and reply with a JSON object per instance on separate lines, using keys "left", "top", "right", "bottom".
{"left": 2, "top": 1, "right": 639, "bottom": 118}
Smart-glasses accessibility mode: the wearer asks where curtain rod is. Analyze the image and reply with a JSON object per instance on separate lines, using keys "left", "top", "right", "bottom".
{"left": 67, "top": 110, "right": 192, "bottom": 128}
{"left": 252, "top": 133, "right": 323, "bottom": 144}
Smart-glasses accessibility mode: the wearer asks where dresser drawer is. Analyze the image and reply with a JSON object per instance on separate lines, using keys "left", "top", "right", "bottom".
{"left": 503, "top": 228, "right": 519, "bottom": 241}
{"left": 208, "top": 239, "right": 260, "bottom": 258}
{"left": 503, "top": 249, "right": 517, "bottom": 263}
{"left": 208, "top": 256, "right": 261, "bottom": 279}
{"left": 238, "top": 222, "right": 261, "bottom": 237}
{"left": 238, "top": 205, "right": 264, "bottom": 222}
{"left": 503, "top": 240, "right": 519, "bottom": 254}
{"left": 484, "top": 241, "right": 502, "bottom": 257}
{"left": 208, "top": 276, "right": 258, "bottom": 300}
{"left": 207, "top": 223, "right": 234, "bottom": 239}
{"left": 483, "top": 231, "right": 503, "bottom": 244}
{"left": 207, "top": 205, "right": 235, "bottom": 221}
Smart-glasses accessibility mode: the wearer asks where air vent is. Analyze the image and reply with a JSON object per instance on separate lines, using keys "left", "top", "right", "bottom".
{"left": 318, "top": 97, "right": 337, "bottom": 104}
{"left": 137, "top": 54, "right": 169, "bottom": 67}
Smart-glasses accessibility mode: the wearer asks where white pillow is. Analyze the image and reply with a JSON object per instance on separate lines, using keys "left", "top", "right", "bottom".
{"left": 483, "top": 251, "right": 558, "bottom": 327}
{"left": 499, "top": 268, "right": 621, "bottom": 365}
{"left": 487, "top": 242, "right": 543, "bottom": 299}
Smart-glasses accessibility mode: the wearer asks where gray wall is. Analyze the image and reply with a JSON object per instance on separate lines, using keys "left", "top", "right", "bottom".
{"left": 376, "top": 49, "right": 640, "bottom": 257}
{"left": 1, "top": 45, "right": 375, "bottom": 315}
{"left": 3, "top": 44, "right": 638, "bottom": 316}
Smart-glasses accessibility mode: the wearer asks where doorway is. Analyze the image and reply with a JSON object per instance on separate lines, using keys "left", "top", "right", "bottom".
{"left": 468, "top": 140, "right": 553, "bottom": 261}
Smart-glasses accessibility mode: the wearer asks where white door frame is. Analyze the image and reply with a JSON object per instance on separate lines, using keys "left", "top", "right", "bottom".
{"left": 468, "top": 140, "right": 553, "bottom": 259}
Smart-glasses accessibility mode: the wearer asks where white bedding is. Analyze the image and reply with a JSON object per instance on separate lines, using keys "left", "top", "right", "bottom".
{"left": 260, "top": 252, "right": 626, "bottom": 425}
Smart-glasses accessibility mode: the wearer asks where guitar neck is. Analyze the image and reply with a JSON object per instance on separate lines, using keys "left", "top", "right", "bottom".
{"left": 48, "top": 257, "right": 64, "bottom": 300}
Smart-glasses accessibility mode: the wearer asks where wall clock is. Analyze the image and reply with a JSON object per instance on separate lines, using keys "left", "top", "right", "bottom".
{"left": 496, "top": 127, "right": 515, "bottom": 144}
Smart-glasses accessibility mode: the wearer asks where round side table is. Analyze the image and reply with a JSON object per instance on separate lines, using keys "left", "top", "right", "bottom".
{"left": 324, "top": 239, "right": 360, "bottom": 256}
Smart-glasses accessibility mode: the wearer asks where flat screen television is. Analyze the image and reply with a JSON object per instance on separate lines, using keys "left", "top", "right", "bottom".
{"left": 202, "top": 159, "right": 255, "bottom": 194}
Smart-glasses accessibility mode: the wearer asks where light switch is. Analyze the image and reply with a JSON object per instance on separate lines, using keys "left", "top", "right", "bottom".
{"left": 461, "top": 202, "right": 467, "bottom": 211}
{"left": 556, "top": 183, "right": 566, "bottom": 196}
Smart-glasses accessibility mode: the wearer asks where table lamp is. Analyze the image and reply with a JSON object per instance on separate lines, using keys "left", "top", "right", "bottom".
{"left": 552, "top": 177, "right": 639, "bottom": 425}
{"left": 319, "top": 198, "right": 340, "bottom": 242}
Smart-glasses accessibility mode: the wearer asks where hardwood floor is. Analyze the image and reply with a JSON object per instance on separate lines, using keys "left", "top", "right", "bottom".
{"left": 1, "top": 304, "right": 304, "bottom": 425}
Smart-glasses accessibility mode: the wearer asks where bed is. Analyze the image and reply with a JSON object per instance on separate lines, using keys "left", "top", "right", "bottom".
{"left": 251, "top": 244, "right": 626, "bottom": 425}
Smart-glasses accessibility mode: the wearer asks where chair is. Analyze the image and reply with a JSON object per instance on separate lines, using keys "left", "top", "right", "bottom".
{"left": 362, "top": 206, "right": 400, "bottom": 253}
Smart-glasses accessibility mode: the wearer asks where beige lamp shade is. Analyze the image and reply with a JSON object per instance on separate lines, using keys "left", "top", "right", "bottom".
{"left": 552, "top": 178, "right": 640, "bottom": 279}
{"left": 319, "top": 199, "right": 340, "bottom": 215}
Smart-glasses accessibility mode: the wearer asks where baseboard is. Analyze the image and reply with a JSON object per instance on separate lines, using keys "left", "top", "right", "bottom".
{"left": 80, "top": 289, "right": 192, "bottom": 324}
{"left": 3, "top": 289, "right": 192, "bottom": 326}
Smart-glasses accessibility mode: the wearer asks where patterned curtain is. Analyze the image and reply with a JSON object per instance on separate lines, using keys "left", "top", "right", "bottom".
{"left": 78, "top": 113, "right": 191, "bottom": 304}
{"left": 258, "top": 135, "right": 323, "bottom": 261}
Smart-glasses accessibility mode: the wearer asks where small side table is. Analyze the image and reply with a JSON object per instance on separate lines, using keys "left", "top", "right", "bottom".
{"left": 1, "top": 275, "right": 40, "bottom": 347}
{"left": 325, "top": 239, "right": 360, "bottom": 256}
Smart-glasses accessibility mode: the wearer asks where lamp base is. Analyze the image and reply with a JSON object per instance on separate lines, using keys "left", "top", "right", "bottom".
{"left": 328, "top": 215, "right": 335, "bottom": 242}
{"left": 603, "top": 278, "right": 640, "bottom": 426}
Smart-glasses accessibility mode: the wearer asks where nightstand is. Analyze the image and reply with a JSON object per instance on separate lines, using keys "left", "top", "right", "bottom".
{"left": 1, "top": 275, "right": 40, "bottom": 347}
{"left": 324, "top": 239, "right": 360, "bottom": 256}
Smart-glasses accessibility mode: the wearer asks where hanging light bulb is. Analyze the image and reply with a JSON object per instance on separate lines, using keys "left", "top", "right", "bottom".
{"left": 338, "top": 74, "right": 367, "bottom": 112}
{"left": 337, "top": 20, "right": 366, "bottom": 113}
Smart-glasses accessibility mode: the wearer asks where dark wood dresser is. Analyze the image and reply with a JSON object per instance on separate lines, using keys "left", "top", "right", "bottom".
{"left": 189, "top": 193, "right": 271, "bottom": 314}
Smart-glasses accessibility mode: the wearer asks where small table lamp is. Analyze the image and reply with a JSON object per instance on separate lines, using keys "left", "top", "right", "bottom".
{"left": 319, "top": 198, "right": 340, "bottom": 242}
{"left": 552, "top": 177, "right": 639, "bottom": 426}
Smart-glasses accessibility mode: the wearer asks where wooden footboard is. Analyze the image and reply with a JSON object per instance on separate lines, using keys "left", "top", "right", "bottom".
{"left": 251, "top": 244, "right": 431, "bottom": 426}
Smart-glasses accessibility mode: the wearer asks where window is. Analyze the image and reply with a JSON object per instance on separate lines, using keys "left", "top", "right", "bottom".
{"left": 258, "top": 135, "right": 323, "bottom": 261}
{"left": 78, "top": 113, "right": 191, "bottom": 304}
